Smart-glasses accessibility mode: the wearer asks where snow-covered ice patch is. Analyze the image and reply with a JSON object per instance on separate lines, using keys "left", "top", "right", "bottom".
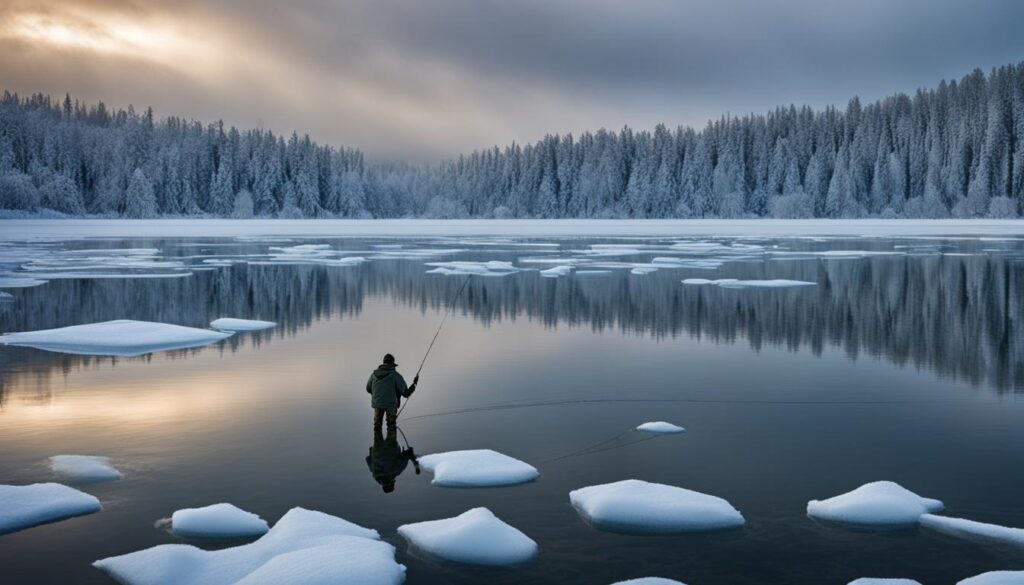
{"left": 636, "top": 422, "right": 686, "bottom": 434}
{"left": 210, "top": 318, "right": 277, "bottom": 332}
{"left": 418, "top": 449, "right": 539, "bottom": 487}
{"left": 425, "top": 261, "right": 517, "bottom": 276}
{"left": 570, "top": 479, "right": 744, "bottom": 534}
{"left": 0, "top": 276, "right": 47, "bottom": 288}
{"left": 0, "top": 319, "right": 233, "bottom": 356}
{"left": 958, "top": 572, "right": 1024, "bottom": 585}
{"left": 0, "top": 483, "right": 101, "bottom": 534}
{"left": 0, "top": 291, "right": 13, "bottom": 301}
{"left": 171, "top": 503, "right": 269, "bottom": 539}
{"left": 807, "top": 481, "right": 943, "bottom": 528}
{"left": 631, "top": 267, "right": 658, "bottom": 275}
{"left": 682, "top": 278, "right": 815, "bottom": 288}
{"left": 848, "top": 579, "right": 922, "bottom": 585}
{"left": 920, "top": 514, "right": 1024, "bottom": 547}
{"left": 611, "top": 579, "right": 687, "bottom": 585}
{"left": 49, "top": 455, "right": 122, "bottom": 483}
{"left": 94, "top": 507, "right": 402, "bottom": 585}
{"left": 397, "top": 507, "right": 537, "bottom": 566}
{"left": 540, "top": 265, "right": 574, "bottom": 277}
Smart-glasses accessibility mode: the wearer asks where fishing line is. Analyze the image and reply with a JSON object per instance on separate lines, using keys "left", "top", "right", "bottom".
{"left": 397, "top": 274, "right": 473, "bottom": 419}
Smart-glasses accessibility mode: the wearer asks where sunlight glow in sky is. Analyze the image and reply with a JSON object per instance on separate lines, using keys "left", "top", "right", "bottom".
{"left": 1, "top": 0, "right": 1023, "bottom": 161}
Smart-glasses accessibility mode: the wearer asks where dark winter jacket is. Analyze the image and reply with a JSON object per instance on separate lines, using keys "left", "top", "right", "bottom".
{"left": 366, "top": 363, "right": 414, "bottom": 409}
{"left": 365, "top": 433, "right": 418, "bottom": 491}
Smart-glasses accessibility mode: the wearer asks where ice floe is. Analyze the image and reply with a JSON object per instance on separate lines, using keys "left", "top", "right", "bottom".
{"left": 94, "top": 507, "right": 402, "bottom": 585}
{"left": 0, "top": 276, "right": 47, "bottom": 288}
{"left": 540, "top": 265, "right": 574, "bottom": 277}
{"left": 636, "top": 422, "right": 686, "bottom": 434}
{"left": 210, "top": 318, "right": 277, "bottom": 332}
{"left": 397, "top": 507, "right": 537, "bottom": 566}
{"left": 806, "top": 481, "right": 944, "bottom": 528}
{"left": 425, "top": 261, "right": 518, "bottom": 276}
{"left": 570, "top": 479, "right": 745, "bottom": 534}
{"left": 920, "top": 514, "right": 1024, "bottom": 546}
{"left": 682, "top": 278, "right": 815, "bottom": 288}
{"left": 0, "top": 483, "right": 101, "bottom": 535}
{"left": 958, "top": 572, "right": 1024, "bottom": 585}
{"left": 848, "top": 579, "right": 922, "bottom": 585}
{"left": 171, "top": 503, "right": 270, "bottom": 539}
{"left": 49, "top": 455, "right": 122, "bottom": 483}
{"left": 0, "top": 319, "right": 233, "bottom": 356}
{"left": 611, "top": 579, "right": 687, "bottom": 585}
{"left": 417, "top": 449, "right": 539, "bottom": 487}
{"left": 0, "top": 292, "right": 13, "bottom": 301}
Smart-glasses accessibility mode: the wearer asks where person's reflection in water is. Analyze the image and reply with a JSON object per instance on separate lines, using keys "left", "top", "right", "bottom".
{"left": 366, "top": 427, "right": 420, "bottom": 493}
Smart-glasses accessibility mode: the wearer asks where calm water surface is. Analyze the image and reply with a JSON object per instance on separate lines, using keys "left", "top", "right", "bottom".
{"left": 1, "top": 234, "right": 1023, "bottom": 584}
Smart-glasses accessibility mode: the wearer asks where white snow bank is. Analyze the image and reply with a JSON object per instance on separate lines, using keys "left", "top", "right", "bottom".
{"left": 94, "top": 507, "right": 401, "bottom": 585}
{"left": 636, "top": 422, "right": 686, "bottom": 434}
{"left": 0, "top": 276, "right": 47, "bottom": 288}
{"left": 210, "top": 318, "right": 277, "bottom": 332}
{"left": 171, "top": 503, "right": 270, "bottom": 539}
{"left": 920, "top": 514, "right": 1024, "bottom": 546}
{"left": 682, "top": 278, "right": 815, "bottom": 288}
{"left": 611, "top": 579, "right": 687, "bottom": 585}
{"left": 397, "top": 507, "right": 537, "bottom": 565}
{"left": 570, "top": 479, "right": 745, "bottom": 534}
{"left": 848, "top": 579, "right": 922, "bottom": 585}
{"left": 958, "top": 572, "right": 1024, "bottom": 585}
{"left": 806, "top": 481, "right": 943, "bottom": 528}
{"left": 0, "top": 319, "right": 232, "bottom": 356}
{"left": 425, "top": 260, "right": 517, "bottom": 276}
{"left": 417, "top": 449, "right": 539, "bottom": 487}
{"left": 49, "top": 455, "right": 122, "bottom": 483}
{"left": 0, "top": 483, "right": 101, "bottom": 534}
{"left": 631, "top": 267, "right": 658, "bottom": 275}
{"left": 0, "top": 291, "right": 12, "bottom": 300}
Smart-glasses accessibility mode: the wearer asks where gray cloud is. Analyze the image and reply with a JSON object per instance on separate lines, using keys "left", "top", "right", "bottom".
{"left": 2, "top": 0, "right": 1023, "bottom": 161}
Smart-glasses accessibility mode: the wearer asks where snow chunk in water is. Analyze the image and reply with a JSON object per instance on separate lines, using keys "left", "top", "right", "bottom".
{"left": 636, "top": 422, "right": 686, "bottom": 434}
{"left": 848, "top": 580, "right": 922, "bottom": 585}
{"left": 540, "top": 265, "right": 573, "bottom": 277}
{"left": 683, "top": 278, "right": 815, "bottom": 288}
{"left": 50, "top": 455, "right": 122, "bottom": 483}
{"left": 920, "top": 514, "right": 1024, "bottom": 547}
{"left": 171, "top": 503, "right": 269, "bottom": 539}
{"left": 0, "top": 276, "right": 47, "bottom": 288}
{"left": 570, "top": 479, "right": 745, "bottom": 534}
{"left": 397, "top": 507, "right": 537, "bottom": 565}
{"left": 0, "top": 483, "right": 101, "bottom": 534}
{"left": 611, "top": 579, "right": 687, "bottom": 585}
{"left": 425, "top": 261, "right": 517, "bottom": 276}
{"left": 94, "top": 507, "right": 401, "bottom": 585}
{"left": 418, "top": 449, "right": 539, "bottom": 487}
{"left": 807, "top": 481, "right": 943, "bottom": 528}
{"left": 0, "top": 319, "right": 232, "bottom": 356}
{"left": 958, "top": 572, "right": 1024, "bottom": 585}
{"left": 210, "top": 318, "right": 277, "bottom": 332}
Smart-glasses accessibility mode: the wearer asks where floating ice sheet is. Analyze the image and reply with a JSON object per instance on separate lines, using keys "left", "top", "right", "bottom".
{"left": 210, "top": 318, "right": 277, "bottom": 332}
{"left": 171, "top": 503, "right": 270, "bottom": 539}
{"left": 397, "top": 507, "right": 537, "bottom": 566}
{"left": 0, "top": 319, "right": 233, "bottom": 356}
{"left": 807, "top": 481, "right": 943, "bottom": 528}
{"left": 611, "top": 579, "right": 687, "bottom": 585}
{"left": 570, "top": 479, "right": 744, "bottom": 534}
{"left": 920, "top": 514, "right": 1024, "bottom": 546}
{"left": 0, "top": 483, "right": 101, "bottom": 535}
{"left": 50, "top": 455, "right": 122, "bottom": 483}
{"left": 94, "top": 507, "right": 400, "bottom": 585}
{"left": 418, "top": 450, "right": 539, "bottom": 487}
{"left": 682, "top": 278, "right": 815, "bottom": 288}
{"left": 425, "top": 261, "right": 518, "bottom": 277}
{"left": 0, "top": 276, "right": 47, "bottom": 288}
{"left": 958, "top": 572, "right": 1024, "bottom": 585}
{"left": 636, "top": 422, "right": 685, "bottom": 434}
{"left": 848, "top": 579, "right": 922, "bottom": 585}
{"left": 540, "top": 265, "right": 574, "bottom": 277}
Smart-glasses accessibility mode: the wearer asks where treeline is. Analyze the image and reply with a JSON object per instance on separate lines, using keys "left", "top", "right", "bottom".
{"left": 1, "top": 62, "right": 1023, "bottom": 218}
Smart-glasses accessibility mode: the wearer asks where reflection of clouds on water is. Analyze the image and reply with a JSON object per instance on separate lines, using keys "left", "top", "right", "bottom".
{"left": 0, "top": 236, "right": 1022, "bottom": 396}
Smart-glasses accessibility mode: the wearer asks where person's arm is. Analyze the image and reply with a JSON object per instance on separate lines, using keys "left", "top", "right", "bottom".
{"left": 366, "top": 375, "right": 373, "bottom": 394}
{"left": 396, "top": 373, "right": 409, "bottom": 399}
{"left": 407, "top": 374, "right": 419, "bottom": 396}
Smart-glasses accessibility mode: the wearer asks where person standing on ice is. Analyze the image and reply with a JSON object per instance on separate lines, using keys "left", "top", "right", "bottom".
{"left": 366, "top": 353, "right": 417, "bottom": 431}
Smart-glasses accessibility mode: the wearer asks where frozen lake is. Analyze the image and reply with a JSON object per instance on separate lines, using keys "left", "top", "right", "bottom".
{"left": 1, "top": 222, "right": 1023, "bottom": 584}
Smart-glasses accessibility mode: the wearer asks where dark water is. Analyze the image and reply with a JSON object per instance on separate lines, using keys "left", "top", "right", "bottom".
{"left": 1, "top": 235, "right": 1023, "bottom": 584}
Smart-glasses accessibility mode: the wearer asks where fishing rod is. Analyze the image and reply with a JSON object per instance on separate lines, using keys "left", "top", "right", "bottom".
{"left": 397, "top": 274, "right": 473, "bottom": 419}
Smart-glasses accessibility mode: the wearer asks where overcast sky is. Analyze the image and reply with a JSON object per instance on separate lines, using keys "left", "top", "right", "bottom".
{"left": 1, "top": 0, "right": 1022, "bottom": 161}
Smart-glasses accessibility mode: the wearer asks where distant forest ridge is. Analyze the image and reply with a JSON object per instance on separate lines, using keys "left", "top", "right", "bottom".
{"left": 0, "top": 61, "right": 1022, "bottom": 219}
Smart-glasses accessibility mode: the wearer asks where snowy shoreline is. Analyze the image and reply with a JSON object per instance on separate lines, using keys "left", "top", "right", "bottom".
{"left": 1, "top": 218, "right": 1024, "bottom": 239}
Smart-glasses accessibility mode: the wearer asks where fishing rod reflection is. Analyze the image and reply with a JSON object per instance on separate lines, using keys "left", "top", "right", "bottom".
{"left": 365, "top": 426, "right": 420, "bottom": 494}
